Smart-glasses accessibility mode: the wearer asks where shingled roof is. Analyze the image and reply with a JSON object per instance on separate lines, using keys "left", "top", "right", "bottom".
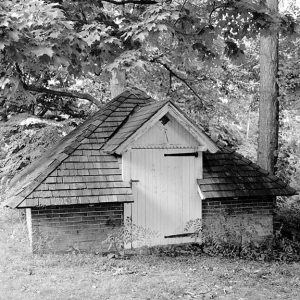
{"left": 197, "top": 143, "right": 297, "bottom": 199}
{"left": 4, "top": 88, "right": 296, "bottom": 208}
{"left": 5, "top": 89, "right": 154, "bottom": 208}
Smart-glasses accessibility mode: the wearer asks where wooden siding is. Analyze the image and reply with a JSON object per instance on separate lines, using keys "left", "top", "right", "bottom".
{"left": 131, "top": 114, "right": 200, "bottom": 148}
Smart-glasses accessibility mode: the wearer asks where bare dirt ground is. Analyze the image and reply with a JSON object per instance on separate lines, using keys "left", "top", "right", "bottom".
{"left": 1, "top": 208, "right": 300, "bottom": 300}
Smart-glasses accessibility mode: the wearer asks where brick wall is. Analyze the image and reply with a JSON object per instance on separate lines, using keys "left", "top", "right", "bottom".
{"left": 29, "top": 203, "right": 123, "bottom": 253}
{"left": 202, "top": 196, "right": 275, "bottom": 241}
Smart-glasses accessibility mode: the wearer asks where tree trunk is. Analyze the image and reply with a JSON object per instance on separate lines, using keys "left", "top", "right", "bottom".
{"left": 246, "top": 94, "right": 254, "bottom": 141}
{"left": 257, "top": 0, "right": 279, "bottom": 173}
{"left": 110, "top": 69, "right": 126, "bottom": 98}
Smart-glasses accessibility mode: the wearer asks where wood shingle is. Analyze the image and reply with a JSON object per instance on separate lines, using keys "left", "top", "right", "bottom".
{"left": 197, "top": 143, "right": 296, "bottom": 199}
{"left": 6, "top": 88, "right": 152, "bottom": 208}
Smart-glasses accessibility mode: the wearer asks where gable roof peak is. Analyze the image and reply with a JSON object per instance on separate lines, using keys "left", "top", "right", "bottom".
{"left": 102, "top": 99, "right": 219, "bottom": 154}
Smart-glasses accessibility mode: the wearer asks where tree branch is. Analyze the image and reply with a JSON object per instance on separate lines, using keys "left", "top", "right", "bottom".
{"left": 101, "top": 0, "right": 158, "bottom": 5}
{"left": 150, "top": 58, "right": 203, "bottom": 102}
{"left": 24, "top": 84, "right": 102, "bottom": 108}
{"left": 167, "top": 71, "right": 172, "bottom": 95}
{"left": 173, "top": 0, "right": 188, "bottom": 26}
{"left": 14, "top": 63, "right": 102, "bottom": 108}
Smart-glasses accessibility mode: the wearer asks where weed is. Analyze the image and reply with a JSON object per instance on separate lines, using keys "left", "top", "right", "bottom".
{"left": 101, "top": 217, "right": 159, "bottom": 255}
{"left": 181, "top": 214, "right": 300, "bottom": 262}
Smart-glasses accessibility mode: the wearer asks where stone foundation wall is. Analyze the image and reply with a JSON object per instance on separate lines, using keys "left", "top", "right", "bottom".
{"left": 28, "top": 203, "right": 123, "bottom": 253}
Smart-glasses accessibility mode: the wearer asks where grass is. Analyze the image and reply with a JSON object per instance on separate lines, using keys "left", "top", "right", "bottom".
{"left": 1, "top": 207, "right": 300, "bottom": 300}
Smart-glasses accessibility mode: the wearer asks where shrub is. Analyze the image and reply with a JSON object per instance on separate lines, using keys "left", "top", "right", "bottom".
{"left": 184, "top": 216, "right": 300, "bottom": 262}
{"left": 275, "top": 201, "right": 300, "bottom": 241}
{"left": 203, "top": 234, "right": 300, "bottom": 262}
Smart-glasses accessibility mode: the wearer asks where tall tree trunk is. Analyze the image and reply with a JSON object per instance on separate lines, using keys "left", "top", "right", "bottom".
{"left": 257, "top": 0, "right": 279, "bottom": 173}
{"left": 110, "top": 69, "right": 126, "bottom": 98}
{"left": 246, "top": 94, "right": 254, "bottom": 141}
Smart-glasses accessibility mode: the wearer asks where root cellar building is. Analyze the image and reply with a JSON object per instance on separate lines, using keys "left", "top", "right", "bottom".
{"left": 4, "top": 89, "right": 296, "bottom": 253}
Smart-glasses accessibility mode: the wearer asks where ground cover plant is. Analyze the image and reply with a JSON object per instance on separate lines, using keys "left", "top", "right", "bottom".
{"left": 1, "top": 207, "right": 300, "bottom": 300}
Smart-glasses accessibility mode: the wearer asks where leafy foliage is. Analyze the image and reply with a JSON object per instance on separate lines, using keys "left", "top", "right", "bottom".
{"left": 184, "top": 218, "right": 202, "bottom": 242}
{"left": 0, "top": 114, "right": 79, "bottom": 198}
{"left": 203, "top": 234, "right": 300, "bottom": 262}
{"left": 0, "top": 0, "right": 297, "bottom": 109}
{"left": 275, "top": 200, "right": 300, "bottom": 242}
{"left": 181, "top": 214, "right": 300, "bottom": 262}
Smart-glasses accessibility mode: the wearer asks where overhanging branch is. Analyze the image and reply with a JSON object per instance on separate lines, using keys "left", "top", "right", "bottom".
{"left": 14, "top": 63, "right": 102, "bottom": 108}
{"left": 24, "top": 85, "right": 102, "bottom": 108}
{"left": 150, "top": 58, "right": 203, "bottom": 102}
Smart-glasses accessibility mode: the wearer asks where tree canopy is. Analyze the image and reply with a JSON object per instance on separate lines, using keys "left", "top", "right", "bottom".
{"left": 0, "top": 0, "right": 296, "bottom": 108}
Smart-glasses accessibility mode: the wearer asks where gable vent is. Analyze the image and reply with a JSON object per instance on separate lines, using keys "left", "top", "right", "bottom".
{"left": 159, "top": 115, "right": 170, "bottom": 126}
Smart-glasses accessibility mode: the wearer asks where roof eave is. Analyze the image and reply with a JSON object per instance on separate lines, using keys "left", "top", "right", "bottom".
{"left": 198, "top": 190, "right": 297, "bottom": 199}
{"left": 3, "top": 195, "right": 24, "bottom": 209}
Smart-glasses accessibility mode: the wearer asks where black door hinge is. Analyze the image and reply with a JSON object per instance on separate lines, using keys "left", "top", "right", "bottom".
{"left": 164, "top": 152, "right": 198, "bottom": 157}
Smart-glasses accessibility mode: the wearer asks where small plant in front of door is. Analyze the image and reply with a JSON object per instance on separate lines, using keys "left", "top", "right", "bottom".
{"left": 102, "top": 217, "right": 159, "bottom": 256}
{"left": 184, "top": 218, "right": 203, "bottom": 242}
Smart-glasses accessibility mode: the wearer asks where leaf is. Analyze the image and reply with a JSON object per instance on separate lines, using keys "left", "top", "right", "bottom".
{"left": 134, "top": 31, "right": 149, "bottom": 42}
{"left": 133, "top": 60, "right": 147, "bottom": 69}
{"left": 8, "top": 30, "right": 19, "bottom": 42}
{"left": 31, "top": 46, "right": 54, "bottom": 57}
{"left": 156, "top": 24, "right": 168, "bottom": 32}
{"left": 0, "top": 78, "right": 10, "bottom": 89}
{"left": 53, "top": 56, "right": 70, "bottom": 67}
{"left": 0, "top": 43, "right": 5, "bottom": 50}
{"left": 100, "top": 37, "right": 122, "bottom": 47}
{"left": 0, "top": 18, "right": 9, "bottom": 27}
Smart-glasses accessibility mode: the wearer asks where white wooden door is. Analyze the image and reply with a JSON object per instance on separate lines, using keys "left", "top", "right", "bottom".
{"left": 124, "top": 148, "right": 202, "bottom": 247}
